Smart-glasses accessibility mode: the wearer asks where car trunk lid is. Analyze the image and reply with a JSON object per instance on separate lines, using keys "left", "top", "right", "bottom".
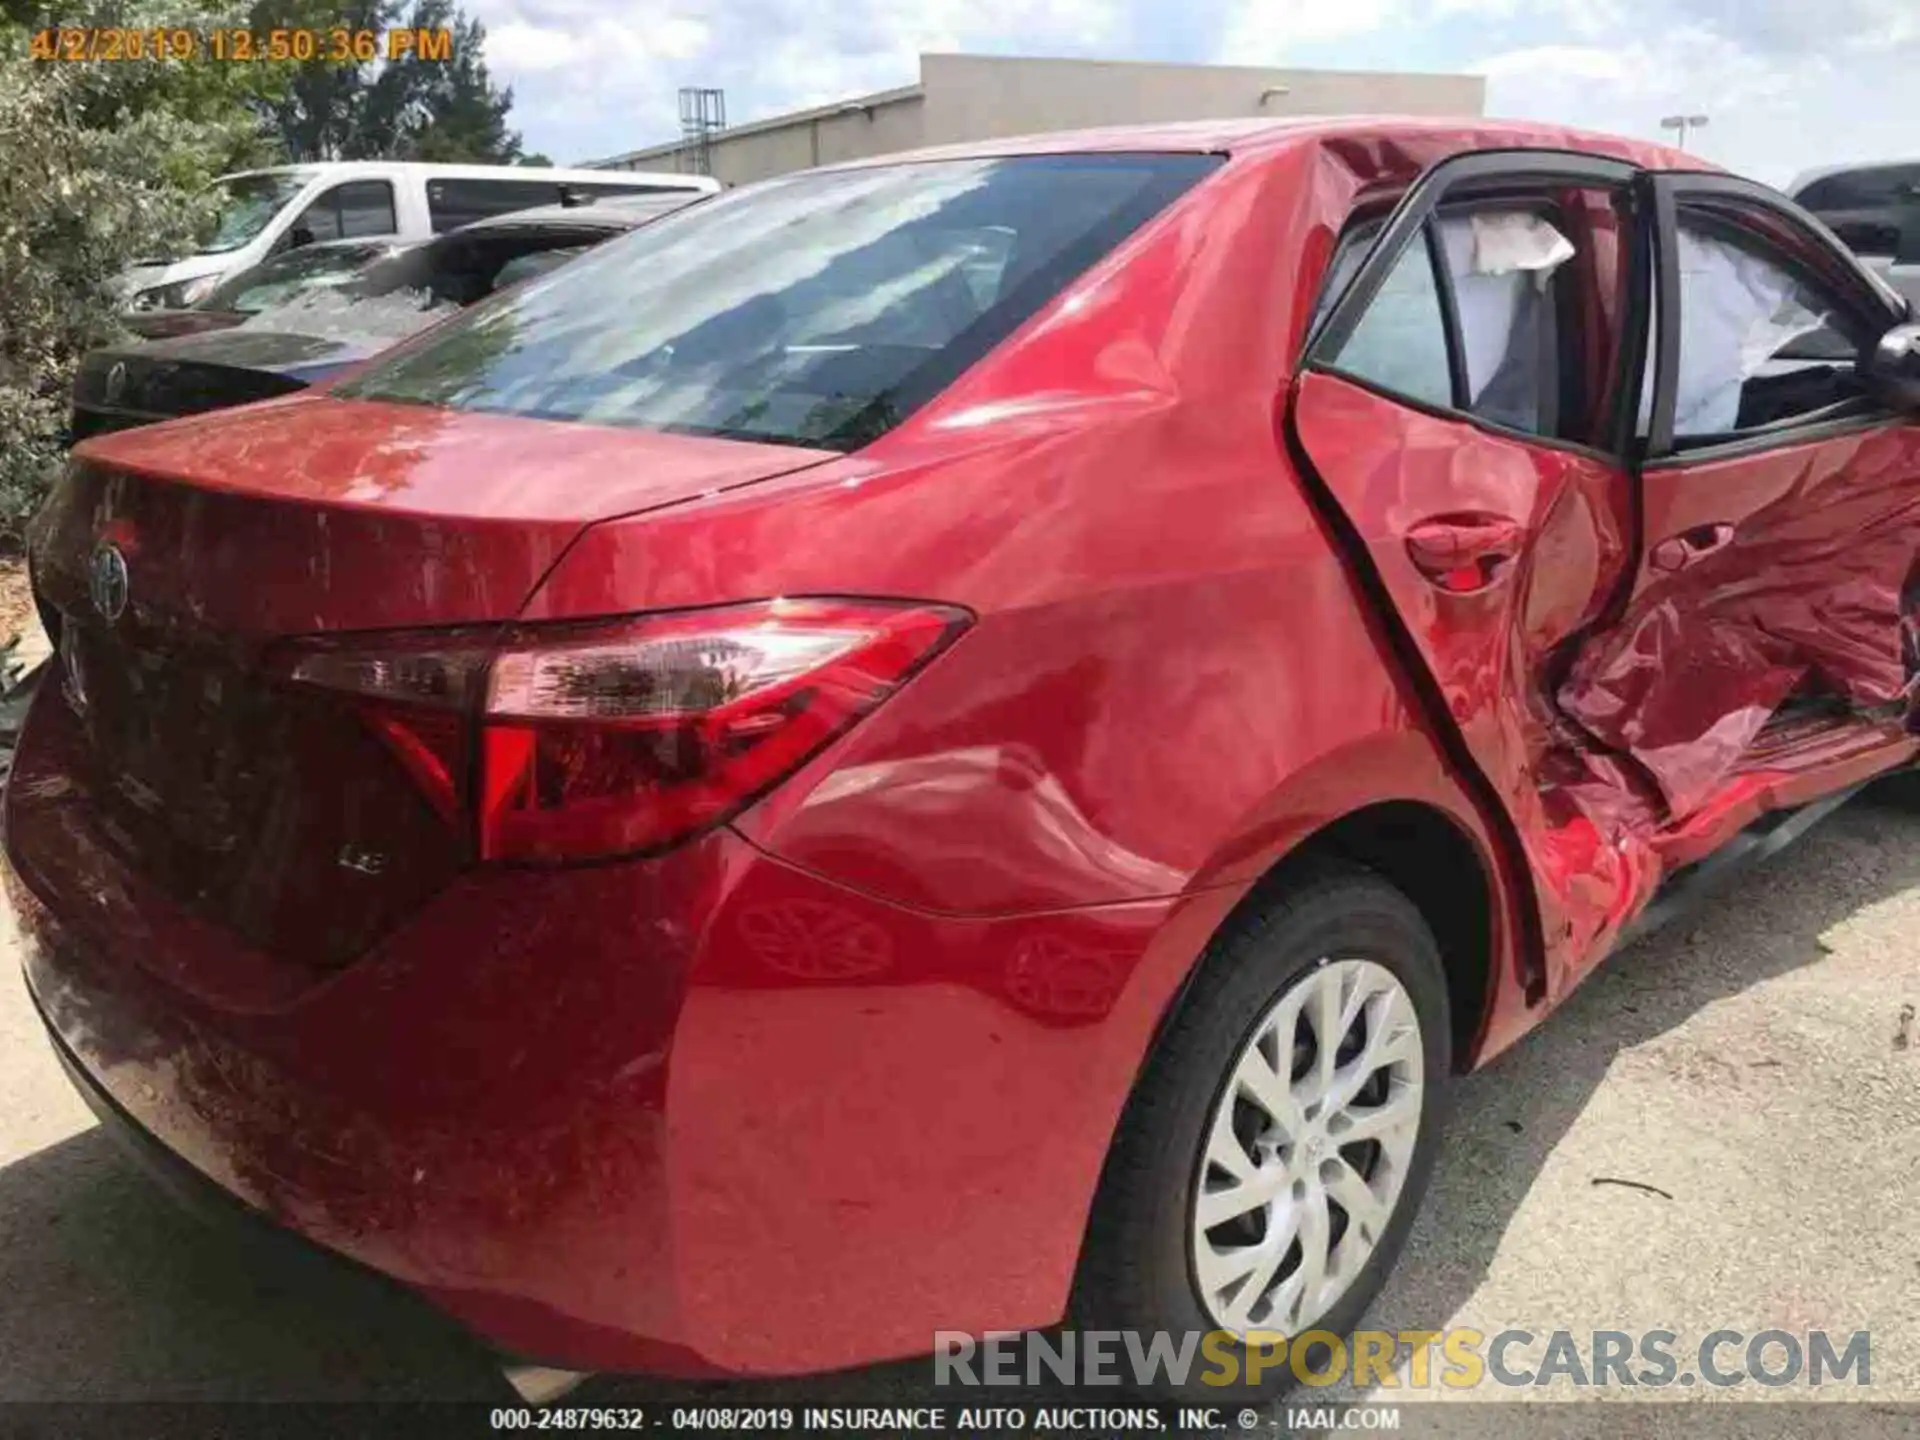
{"left": 25, "top": 395, "right": 835, "bottom": 974}
{"left": 70, "top": 329, "right": 370, "bottom": 441}
{"left": 40, "top": 393, "right": 837, "bottom": 633}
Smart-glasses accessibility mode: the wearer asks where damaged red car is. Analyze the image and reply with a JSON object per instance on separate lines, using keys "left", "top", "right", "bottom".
{"left": 9, "top": 118, "right": 1920, "bottom": 1398}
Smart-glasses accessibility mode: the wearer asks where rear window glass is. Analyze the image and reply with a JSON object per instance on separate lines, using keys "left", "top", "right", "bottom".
{"left": 338, "top": 154, "right": 1219, "bottom": 450}
{"left": 493, "top": 246, "right": 589, "bottom": 289}
{"left": 428, "top": 177, "right": 571, "bottom": 232}
{"left": 204, "top": 242, "right": 392, "bottom": 312}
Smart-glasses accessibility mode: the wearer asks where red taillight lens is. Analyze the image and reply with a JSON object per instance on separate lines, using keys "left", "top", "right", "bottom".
{"left": 271, "top": 599, "right": 969, "bottom": 865}
{"left": 276, "top": 627, "right": 494, "bottom": 828}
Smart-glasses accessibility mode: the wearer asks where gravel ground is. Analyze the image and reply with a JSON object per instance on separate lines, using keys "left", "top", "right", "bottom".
{"left": 0, "top": 750, "right": 1915, "bottom": 1428}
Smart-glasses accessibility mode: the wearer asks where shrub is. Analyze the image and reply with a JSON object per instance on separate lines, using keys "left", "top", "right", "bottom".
{"left": 0, "top": 21, "right": 272, "bottom": 541}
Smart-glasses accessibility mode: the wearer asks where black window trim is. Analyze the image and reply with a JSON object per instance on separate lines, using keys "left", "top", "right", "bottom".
{"left": 1641, "top": 169, "right": 1909, "bottom": 468}
{"left": 1422, "top": 218, "right": 1472, "bottom": 411}
{"left": 297, "top": 177, "right": 398, "bottom": 242}
{"left": 1301, "top": 147, "right": 1644, "bottom": 467}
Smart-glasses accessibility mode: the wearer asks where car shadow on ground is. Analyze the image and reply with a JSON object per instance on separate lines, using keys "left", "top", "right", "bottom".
{"left": 0, "top": 782, "right": 1913, "bottom": 1408}
{"left": 0, "top": 1120, "right": 490, "bottom": 1400}
{"left": 1335, "top": 778, "right": 1920, "bottom": 1385}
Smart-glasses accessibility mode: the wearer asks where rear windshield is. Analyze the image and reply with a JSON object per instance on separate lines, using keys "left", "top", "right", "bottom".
{"left": 205, "top": 241, "right": 394, "bottom": 313}
{"left": 337, "top": 154, "right": 1219, "bottom": 450}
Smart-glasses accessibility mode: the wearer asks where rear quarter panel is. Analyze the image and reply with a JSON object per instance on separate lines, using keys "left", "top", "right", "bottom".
{"left": 514, "top": 148, "right": 1534, "bottom": 1354}
{"left": 524, "top": 142, "right": 1513, "bottom": 924}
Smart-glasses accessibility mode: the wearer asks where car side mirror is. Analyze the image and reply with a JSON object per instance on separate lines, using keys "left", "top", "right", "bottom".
{"left": 287, "top": 225, "right": 316, "bottom": 251}
{"left": 1862, "top": 321, "right": 1920, "bottom": 412}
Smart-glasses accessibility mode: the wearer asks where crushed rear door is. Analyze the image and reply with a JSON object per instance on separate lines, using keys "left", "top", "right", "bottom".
{"left": 1286, "top": 148, "right": 1661, "bottom": 1000}
{"left": 1287, "top": 149, "right": 1920, "bottom": 1005}
{"left": 1557, "top": 171, "right": 1920, "bottom": 812}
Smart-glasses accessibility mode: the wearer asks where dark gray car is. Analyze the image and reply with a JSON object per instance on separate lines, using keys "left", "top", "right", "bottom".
{"left": 1790, "top": 159, "right": 1920, "bottom": 308}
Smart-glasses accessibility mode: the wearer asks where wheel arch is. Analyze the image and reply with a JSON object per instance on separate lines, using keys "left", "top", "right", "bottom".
{"left": 1262, "top": 800, "right": 1496, "bottom": 1069}
{"left": 1067, "top": 795, "right": 1502, "bottom": 1328}
{"left": 1183, "top": 798, "right": 1500, "bottom": 1077}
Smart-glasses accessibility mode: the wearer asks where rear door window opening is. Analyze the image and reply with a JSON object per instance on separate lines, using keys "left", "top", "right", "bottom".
{"left": 1636, "top": 206, "right": 1884, "bottom": 449}
{"left": 1312, "top": 178, "right": 1632, "bottom": 454}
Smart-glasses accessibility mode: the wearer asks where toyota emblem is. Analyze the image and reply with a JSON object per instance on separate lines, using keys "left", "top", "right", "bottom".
{"left": 88, "top": 542, "right": 129, "bottom": 623}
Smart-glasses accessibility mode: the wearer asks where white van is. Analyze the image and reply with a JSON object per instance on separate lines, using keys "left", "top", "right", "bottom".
{"left": 120, "top": 161, "right": 719, "bottom": 310}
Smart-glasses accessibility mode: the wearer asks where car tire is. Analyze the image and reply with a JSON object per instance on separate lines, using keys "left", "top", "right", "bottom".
{"left": 1074, "top": 863, "right": 1453, "bottom": 1401}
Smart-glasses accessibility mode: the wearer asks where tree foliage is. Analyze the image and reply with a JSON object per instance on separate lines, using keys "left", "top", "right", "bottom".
{"left": 0, "top": 3, "right": 272, "bottom": 539}
{"left": 0, "top": 0, "right": 532, "bottom": 541}
{"left": 251, "top": 0, "right": 524, "bottom": 163}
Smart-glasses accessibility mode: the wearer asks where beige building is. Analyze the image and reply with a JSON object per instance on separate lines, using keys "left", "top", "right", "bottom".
{"left": 588, "top": 52, "right": 1486, "bottom": 185}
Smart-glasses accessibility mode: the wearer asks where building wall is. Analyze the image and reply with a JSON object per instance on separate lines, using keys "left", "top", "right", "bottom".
{"left": 597, "top": 53, "right": 1485, "bottom": 186}
{"left": 916, "top": 53, "right": 1482, "bottom": 146}
{"left": 675, "top": 95, "right": 928, "bottom": 185}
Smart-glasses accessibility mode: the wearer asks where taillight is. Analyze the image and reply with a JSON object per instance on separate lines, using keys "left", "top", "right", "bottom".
{"left": 270, "top": 599, "right": 969, "bottom": 865}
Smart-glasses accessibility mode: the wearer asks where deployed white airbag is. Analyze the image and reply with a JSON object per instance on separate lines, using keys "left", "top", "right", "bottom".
{"left": 1665, "top": 225, "right": 1830, "bottom": 436}
{"left": 1436, "top": 210, "right": 1575, "bottom": 429}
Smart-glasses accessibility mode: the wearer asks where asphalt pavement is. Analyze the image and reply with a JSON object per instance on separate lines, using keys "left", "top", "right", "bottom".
{"left": 1, "top": 763, "right": 1916, "bottom": 1426}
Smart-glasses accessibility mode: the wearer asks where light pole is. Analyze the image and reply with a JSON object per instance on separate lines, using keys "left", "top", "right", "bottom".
{"left": 1660, "top": 113, "right": 1709, "bottom": 151}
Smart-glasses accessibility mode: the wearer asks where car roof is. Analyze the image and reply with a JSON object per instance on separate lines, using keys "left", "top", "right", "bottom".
{"left": 214, "top": 160, "right": 715, "bottom": 190}
{"left": 816, "top": 114, "right": 1705, "bottom": 175}
{"left": 451, "top": 192, "right": 705, "bottom": 235}
{"left": 1786, "top": 157, "right": 1920, "bottom": 198}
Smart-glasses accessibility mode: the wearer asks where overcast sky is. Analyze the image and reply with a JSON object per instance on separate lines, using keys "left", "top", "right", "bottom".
{"left": 474, "top": 0, "right": 1918, "bottom": 188}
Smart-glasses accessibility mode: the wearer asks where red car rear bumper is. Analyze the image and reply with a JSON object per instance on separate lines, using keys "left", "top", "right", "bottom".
{"left": 6, "top": 682, "right": 1232, "bottom": 1377}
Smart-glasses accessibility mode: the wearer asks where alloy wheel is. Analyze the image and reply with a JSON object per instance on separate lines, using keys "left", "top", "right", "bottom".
{"left": 1189, "top": 957, "right": 1425, "bottom": 1336}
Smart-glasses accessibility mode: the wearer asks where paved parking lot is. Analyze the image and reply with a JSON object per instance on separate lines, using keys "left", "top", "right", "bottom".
{"left": 1, "top": 774, "right": 1916, "bottom": 1421}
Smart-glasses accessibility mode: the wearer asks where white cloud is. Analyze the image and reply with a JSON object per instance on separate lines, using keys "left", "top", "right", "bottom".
{"left": 1475, "top": 43, "right": 1629, "bottom": 84}
{"left": 479, "top": 0, "right": 1127, "bottom": 161}
{"left": 471, "top": 0, "right": 1920, "bottom": 187}
{"left": 486, "top": 20, "right": 583, "bottom": 72}
{"left": 1469, "top": 5, "right": 1912, "bottom": 186}
{"left": 1478, "top": 26, "right": 1809, "bottom": 113}
{"left": 1216, "top": 0, "right": 1404, "bottom": 65}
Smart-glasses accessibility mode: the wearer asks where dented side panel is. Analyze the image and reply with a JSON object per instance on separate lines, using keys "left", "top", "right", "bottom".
{"left": 1290, "top": 153, "right": 1920, "bottom": 1006}
{"left": 1291, "top": 372, "right": 1663, "bottom": 994}
{"left": 1561, "top": 424, "right": 1920, "bottom": 814}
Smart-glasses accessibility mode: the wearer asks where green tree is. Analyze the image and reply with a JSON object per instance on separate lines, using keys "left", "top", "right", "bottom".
{"left": 251, "top": 0, "right": 525, "bottom": 163}
{"left": 248, "top": 0, "right": 383, "bottom": 162}
{"left": 8, "top": 0, "right": 283, "bottom": 174}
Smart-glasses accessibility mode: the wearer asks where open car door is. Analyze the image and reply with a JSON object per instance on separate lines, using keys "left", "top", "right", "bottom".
{"left": 1286, "top": 149, "right": 1660, "bottom": 1003}
{"left": 1286, "top": 150, "right": 1920, "bottom": 1009}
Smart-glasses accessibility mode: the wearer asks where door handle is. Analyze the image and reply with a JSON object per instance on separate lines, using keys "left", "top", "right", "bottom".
{"left": 1405, "top": 514, "right": 1525, "bottom": 593}
{"left": 1650, "top": 522, "right": 1736, "bottom": 573}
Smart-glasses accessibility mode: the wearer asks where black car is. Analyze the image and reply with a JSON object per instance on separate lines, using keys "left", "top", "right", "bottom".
{"left": 71, "top": 191, "right": 703, "bottom": 441}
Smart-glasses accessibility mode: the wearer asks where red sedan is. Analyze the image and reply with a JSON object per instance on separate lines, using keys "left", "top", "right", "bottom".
{"left": 10, "top": 117, "right": 1920, "bottom": 1398}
